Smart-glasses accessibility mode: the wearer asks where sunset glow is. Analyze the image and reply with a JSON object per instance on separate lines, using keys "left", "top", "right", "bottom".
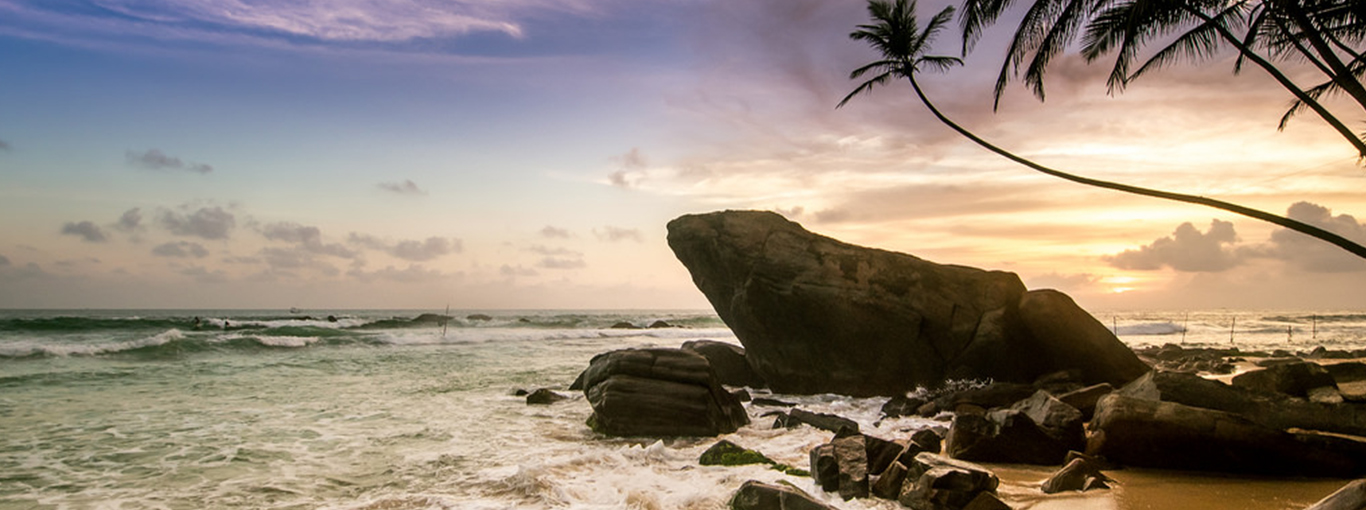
{"left": 2, "top": 0, "right": 1364, "bottom": 310}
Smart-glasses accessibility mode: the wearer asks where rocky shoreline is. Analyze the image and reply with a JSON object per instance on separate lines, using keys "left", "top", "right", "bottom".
{"left": 562, "top": 211, "right": 1366, "bottom": 509}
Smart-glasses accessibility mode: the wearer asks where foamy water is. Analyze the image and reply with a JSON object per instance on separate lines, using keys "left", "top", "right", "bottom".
{"left": 1, "top": 309, "right": 1363, "bottom": 510}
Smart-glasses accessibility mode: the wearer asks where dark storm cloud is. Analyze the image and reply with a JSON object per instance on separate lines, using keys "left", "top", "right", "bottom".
{"left": 151, "top": 241, "right": 210, "bottom": 258}
{"left": 126, "top": 149, "right": 213, "bottom": 174}
{"left": 60, "top": 221, "right": 108, "bottom": 243}
{"left": 1105, "top": 220, "right": 1243, "bottom": 272}
{"left": 159, "top": 206, "right": 236, "bottom": 240}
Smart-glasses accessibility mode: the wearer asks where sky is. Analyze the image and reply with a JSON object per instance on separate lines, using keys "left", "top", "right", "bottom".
{"left": 1, "top": 0, "right": 1364, "bottom": 311}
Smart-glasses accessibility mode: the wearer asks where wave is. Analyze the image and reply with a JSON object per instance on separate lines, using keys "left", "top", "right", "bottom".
{"left": 1115, "top": 322, "right": 1185, "bottom": 336}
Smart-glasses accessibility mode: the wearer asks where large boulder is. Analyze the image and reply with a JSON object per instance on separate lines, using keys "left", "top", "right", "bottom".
{"left": 581, "top": 348, "right": 749, "bottom": 437}
{"left": 898, "top": 453, "right": 1001, "bottom": 510}
{"left": 666, "top": 210, "right": 1148, "bottom": 396}
{"left": 1231, "top": 361, "right": 1338, "bottom": 399}
{"left": 681, "top": 340, "right": 767, "bottom": 388}
{"left": 1086, "top": 393, "right": 1363, "bottom": 476}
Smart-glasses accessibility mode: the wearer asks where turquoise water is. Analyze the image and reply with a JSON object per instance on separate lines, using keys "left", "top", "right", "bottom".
{"left": 1, "top": 308, "right": 1363, "bottom": 509}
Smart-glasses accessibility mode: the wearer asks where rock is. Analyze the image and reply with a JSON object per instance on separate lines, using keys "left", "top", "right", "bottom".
{"left": 682, "top": 340, "right": 767, "bottom": 388}
{"left": 568, "top": 369, "right": 587, "bottom": 391}
{"left": 581, "top": 348, "right": 749, "bottom": 437}
{"left": 927, "top": 383, "right": 1037, "bottom": 416}
{"left": 609, "top": 321, "right": 640, "bottom": 329}
{"left": 1255, "top": 357, "right": 1304, "bottom": 367}
{"left": 1231, "top": 361, "right": 1338, "bottom": 398}
{"left": 883, "top": 394, "right": 929, "bottom": 418}
{"left": 865, "top": 434, "right": 905, "bottom": 476}
{"left": 1327, "top": 363, "right": 1366, "bottom": 403}
{"left": 526, "top": 388, "right": 567, "bottom": 405}
{"left": 810, "top": 443, "right": 839, "bottom": 493}
{"left": 732, "top": 389, "right": 753, "bottom": 402}
{"left": 667, "top": 211, "right": 1145, "bottom": 396}
{"left": 945, "top": 409, "right": 1071, "bottom": 465}
{"left": 730, "top": 480, "right": 836, "bottom": 510}
{"left": 872, "top": 460, "right": 910, "bottom": 500}
{"left": 777, "top": 409, "right": 860, "bottom": 434}
{"left": 1085, "top": 393, "right": 1362, "bottom": 476}
{"left": 1304, "top": 479, "right": 1366, "bottom": 510}
{"left": 753, "top": 398, "right": 798, "bottom": 408}
{"left": 1120, "top": 370, "right": 1366, "bottom": 438}
{"left": 511, "top": 388, "right": 529, "bottom": 396}
{"left": 466, "top": 313, "right": 493, "bottom": 321}
{"left": 1056, "top": 383, "right": 1113, "bottom": 420}
{"left": 1012, "top": 390, "right": 1085, "bottom": 450}
{"left": 700, "top": 440, "right": 772, "bottom": 467}
{"left": 962, "top": 492, "right": 1012, "bottom": 510}
{"left": 1309, "top": 386, "right": 1346, "bottom": 405}
{"left": 1015, "top": 289, "right": 1151, "bottom": 387}
{"left": 911, "top": 429, "right": 943, "bottom": 455}
{"left": 1040, "top": 456, "right": 1109, "bottom": 494}
{"left": 832, "top": 435, "right": 870, "bottom": 500}
{"left": 898, "top": 452, "right": 1000, "bottom": 510}
{"left": 648, "top": 320, "right": 675, "bottom": 328}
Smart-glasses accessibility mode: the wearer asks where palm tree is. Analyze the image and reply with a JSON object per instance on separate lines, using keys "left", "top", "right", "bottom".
{"left": 839, "top": 0, "right": 1366, "bottom": 260}
{"left": 958, "top": 0, "right": 1366, "bottom": 158}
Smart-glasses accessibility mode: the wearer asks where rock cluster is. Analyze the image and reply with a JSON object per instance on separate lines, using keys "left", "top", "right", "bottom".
{"left": 580, "top": 348, "right": 749, "bottom": 437}
{"left": 666, "top": 210, "right": 1149, "bottom": 396}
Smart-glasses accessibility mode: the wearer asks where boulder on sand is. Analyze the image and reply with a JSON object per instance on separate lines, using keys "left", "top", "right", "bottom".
{"left": 666, "top": 210, "right": 1148, "bottom": 396}
{"left": 730, "top": 480, "right": 836, "bottom": 510}
{"left": 581, "top": 348, "right": 749, "bottom": 437}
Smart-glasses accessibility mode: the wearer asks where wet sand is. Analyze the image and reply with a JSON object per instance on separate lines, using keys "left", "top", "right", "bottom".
{"left": 991, "top": 463, "right": 1351, "bottom": 510}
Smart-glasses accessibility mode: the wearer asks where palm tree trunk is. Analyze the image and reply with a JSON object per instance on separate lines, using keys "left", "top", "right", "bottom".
{"left": 1184, "top": 7, "right": 1366, "bottom": 159}
{"left": 905, "top": 73, "right": 1366, "bottom": 260}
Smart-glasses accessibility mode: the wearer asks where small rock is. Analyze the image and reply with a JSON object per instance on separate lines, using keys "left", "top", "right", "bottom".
{"left": 832, "top": 435, "right": 870, "bottom": 500}
{"left": 779, "top": 409, "right": 859, "bottom": 434}
{"left": 898, "top": 453, "right": 1000, "bottom": 510}
{"left": 526, "top": 388, "right": 567, "bottom": 405}
{"left": 753, "top": 398, "right": 798, "bottom": 407}
{"left": 609, "top": 321, "right": 639, "bottom": 329}
{"left": 466, "top": 313, "right": 493, "bottom": 321}
{"left": 1040, "top": 456, "right": 1110, "bottom": 494}
{"left": 647, "top": 320, "right": 674, "bottom": 328}
{"left": 730, "top": 480, "right": 836, "bottom": 510}
{"left": 731, "top": 389, "right": 753, "bottom": 402}
{"left": 963, "top": 492, "right": 1012, "bottom": 510}
{"left": 882, "top": 395, "right": 928, "bottom": 418}
{"left": 700, "top": 440, "right": 771, "bottom": 467}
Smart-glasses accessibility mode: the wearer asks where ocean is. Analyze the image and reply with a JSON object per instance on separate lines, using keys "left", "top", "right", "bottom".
{"left": 2, "top": 308, "right": 1364, "bottom": 510}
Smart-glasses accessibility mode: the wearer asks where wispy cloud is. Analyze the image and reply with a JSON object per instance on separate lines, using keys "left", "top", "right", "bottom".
{"left": 377, "top": 179, "right": 426, "bottom": 195}
{"left": 126, "top": 149, "right": 213, "bottom": 174}
{"left": 594, "top": 226, "right": 642, "bottom": 243}
{"left": 538, "top": 257, "right": 586, "bottom": 269}
{"left": 113, "top": 208, "right": 144, "bottom": 232}
{"left": 261, "top": 222, "right": 357, "bottom": 258}
{"left": 151, "top": 241, "right": 210, "bottom": 258}
{"left": 348, "top": 233, "right": 461, "bottom": 261}
{"left": 60, "top": 221, "right": 108, "bottom": 243}
{"left": 0, "top": 139, "right": 11, "bottom": 151}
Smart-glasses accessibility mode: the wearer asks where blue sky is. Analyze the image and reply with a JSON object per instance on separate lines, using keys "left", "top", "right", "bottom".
{"left": 2, "top": 0, "right": 1365, "bottom": 310}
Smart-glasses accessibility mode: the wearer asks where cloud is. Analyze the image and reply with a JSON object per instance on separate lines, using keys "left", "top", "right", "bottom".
{"left": 1258, "top": 202, "right": 1366, "bottom": 273}
{"left": 159, "top": 206, "right": 236, "bottom": 239}
{"left": 114, "top": 208, "right": 144, "bottom": 232}
{"left": 151, "top": 241, "right": 210, "bottom": 258}
{"left": 261, "top": 222, "right": 357, "bottom": 258}
{"left": 179, "top": 265, "right": 227, "bottom": 283}
{"left": 258, "top": 247, "right": 340, "bottom": 276}
{"left": 348, "top": 233, "right": 460, "bottom": 261}
{"left": 0, "top": 139, "right": 10, "bottom": 151}
{"left": 0, "top": 254, "right": 9, "bottom": 266}
{"left": 390, "top": 237, "right": 460, "bottom": 261}
{"left": 348, "top": 264, "right": 452, "bottom": 283}
{"left": 377, "top": 180, "right": 426, "bottom": 195}
{"left": 594, "top": 226, "right": 643, "bottom": 243}
{"left": 527, "top": 245, "right": 581, "bottom": 257}
{"left": 538, "top": 257, "right": 587, "bottom": 269}
{"left": 126, "top": 149, "right": 213, "bottom": 174}
{"left": 500, "top": 264, "right": 539, "bottom": 277}
{"left": 60, "top": 221, "right": 108, "bottom": 242}
{"left": 608, "top": 148, "right": 649, "bottom": 189}
{"left": 540, "top": 226, "right": 571, "bottom": 238}
{"left": 1104, "top": 220, "right": 1242, "bottom": 272}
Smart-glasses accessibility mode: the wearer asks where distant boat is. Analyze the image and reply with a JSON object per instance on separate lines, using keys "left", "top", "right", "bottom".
{"left": 289, "top": 307, "right": 302, "bottom": 314}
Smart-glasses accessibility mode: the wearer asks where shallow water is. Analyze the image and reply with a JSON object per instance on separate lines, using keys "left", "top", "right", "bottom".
{"left": 0, "top": 309, "right": 1362, "bottom": 509}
